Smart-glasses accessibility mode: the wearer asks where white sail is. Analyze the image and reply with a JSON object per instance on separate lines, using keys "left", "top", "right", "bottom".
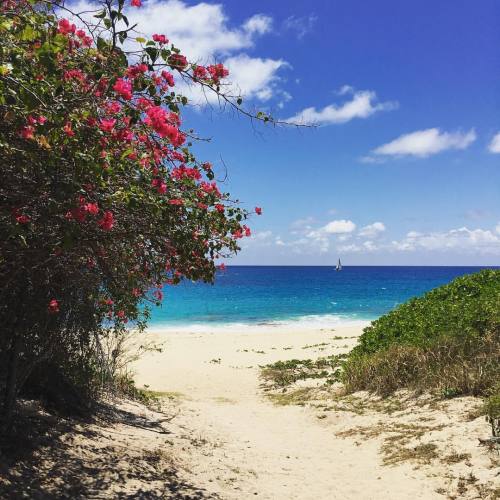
{"left": 336, "top": 258, "right": 342, "bottom": 271}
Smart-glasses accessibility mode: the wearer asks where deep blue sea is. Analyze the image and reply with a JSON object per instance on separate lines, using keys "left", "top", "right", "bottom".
{"left": 149, "top": 266, "right": 496, "bottom": 329}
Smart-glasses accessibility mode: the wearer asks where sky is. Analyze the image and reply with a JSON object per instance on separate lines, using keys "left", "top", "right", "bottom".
{"left": 75, "top": 0, "right": 500, "bottom": 265}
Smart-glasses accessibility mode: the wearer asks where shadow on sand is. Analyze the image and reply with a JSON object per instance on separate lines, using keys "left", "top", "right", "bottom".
{"left": 0, "top": 400, "right": 217, "bottom": 499}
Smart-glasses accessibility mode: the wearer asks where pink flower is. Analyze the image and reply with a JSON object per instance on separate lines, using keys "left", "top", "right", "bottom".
{"left": 38, "top": 115, "right": 47, "bottom": 125}
{"left": 168, "top": 199, "right": 184, "bottom": 206}
{"left": 14, "top": 212, "right": 30, "bottom": 224}
{"left": 153, "top": 290, "right": 163, "bottom": 301}
{"left": 48, "top": 299, "right": 60, "bottom": 314}
{"left": 58, "top": 19, "right": 76, "bottom": 35}
{"left": 207, "top": 63, "right": 229, "bottom": 84}
{"left": 215, "top": 204, "right": 224, "bottom": 213}
{"left": 193, "top": 66, "right": 208, "bottom": 80}
{"left": 218, "top": 263, "right": 226, "bottom": 271}
{"left": 63, "top": 122, "right": 75, "bottom": 137}
{"left": 98, "top": 211, "right": 114, "bottom": 231}
{"left": 144, "top": 106, "right": 184, "bottom": 146}
{"left": 161, "top": 71, "right": 175, "bottom": 87}
{"left": 151, "top": 178, "right": 167, "bottom": 194}
{"left": 112, "top": 78, "right": 132, "bottom": 100}
{"left": 63, "top": 69, "right": 86, "bottom": 83}
{"left": 99, "top": 118, "right": 116, "bottom": 133}
{"left": 105, "top": 101, "right": 121, "bottom": 114}
{"left": 19, "top": 126, "right": 35, "bottom": 140}
{"left": 84, "top": 203, "right": 99, "bottom": 215}
{"left": 255, "top": 206, "right": 262, "bottom": 215}
{"left": 126, "top": 63, "right": 148, "bottom": 79}
{"left": 152, "top": 34, "right": 168, "bottom": 44}
{"left": 131, "top": 0, "right": 141, "bottom": 6}
{"left": 168, "top": 54, "right": 188, "bottom": 70}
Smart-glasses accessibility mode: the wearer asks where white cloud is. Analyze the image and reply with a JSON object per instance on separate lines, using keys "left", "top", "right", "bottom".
{"left": 338, "top": 84, "right": 354, "bottom": 96}
{"left": 495, "top": 223, "right": 500, "bottom": 235}
{"left": 70, "top": 0, "right": 286, "bottom": 103}
{"left": 285, "top": 89, "right": 398, "bottom": 125}
{"left": 120, "top": 0, "right": 270, "bottom": 61}
{"left": 223, "top": 54, "right": 288, "bottom": 101}
{"left": 371, "top": 128, "right": 476, "bottom": 159}
{"left": 488, "top": 132, "right": 500, "bottom": 153}
{"left": 243, "top": 14, "right": 273, "bottom": 35}
{"left": 321, "top": 219, "right": 356, "bottom": 234}
{"left": 391, "top": 227, "right": 500, "bottom": 254}
{"left": 363, "top": 240, "right": 378, "bottom": 251}
{"left": 359, "top": 222, "right": 386, "bottom": 238}
{"left": 252, "top": 230, "right": 273, "bottom": 241}
{"left": 283, "top": 14, "right": 317, "bottom": 39}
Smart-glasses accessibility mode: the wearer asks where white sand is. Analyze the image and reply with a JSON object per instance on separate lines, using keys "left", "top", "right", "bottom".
{"left": 131, "top": 323, "right": 499, "bottom": 499}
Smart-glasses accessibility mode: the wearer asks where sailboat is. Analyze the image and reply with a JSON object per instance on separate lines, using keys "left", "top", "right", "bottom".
{"left": 335, "top": 258, "right": 342, "bottom": 271}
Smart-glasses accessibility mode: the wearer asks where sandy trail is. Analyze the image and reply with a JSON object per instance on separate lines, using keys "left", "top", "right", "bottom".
{"left": 133, "top": 324, "right": 448, "bottom": 499}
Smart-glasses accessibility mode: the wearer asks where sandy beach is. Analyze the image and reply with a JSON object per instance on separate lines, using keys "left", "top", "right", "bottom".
{"left": 129, "top": 323, "right": 499, "bottom": 499}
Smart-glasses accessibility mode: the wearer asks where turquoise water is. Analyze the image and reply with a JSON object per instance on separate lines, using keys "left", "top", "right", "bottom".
{"left": 149, "top": 266, "right": 496, "bottom": 328}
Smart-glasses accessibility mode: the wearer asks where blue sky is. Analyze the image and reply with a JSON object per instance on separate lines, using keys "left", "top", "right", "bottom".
{"left": 77, "top": 0, "right": 500, "bottom": 264}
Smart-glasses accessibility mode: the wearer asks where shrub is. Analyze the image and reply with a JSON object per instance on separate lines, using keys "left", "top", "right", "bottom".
{"left": 0, "top": 0, "right": 265, "bottom": 421}
{"left": 343, "top": 270, "right": 500, "bottom": 398}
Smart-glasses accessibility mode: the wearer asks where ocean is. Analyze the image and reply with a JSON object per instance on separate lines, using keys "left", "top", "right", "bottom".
{"left": 149, "top": 266, "right": 496, "bottom": 329}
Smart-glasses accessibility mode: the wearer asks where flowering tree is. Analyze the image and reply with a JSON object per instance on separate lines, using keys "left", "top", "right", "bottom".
{"left": 0, "top": 0, "right": 264, "bottom": 419}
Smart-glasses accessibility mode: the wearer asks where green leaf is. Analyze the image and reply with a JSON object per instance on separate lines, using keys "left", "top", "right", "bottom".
{"left": 20, "top": 25, "right": 38, "bottom": 41}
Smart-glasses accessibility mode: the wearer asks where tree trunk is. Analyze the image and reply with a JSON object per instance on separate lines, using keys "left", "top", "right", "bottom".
{"left": 1, "top": 336, "right": 21, "bottom": 428}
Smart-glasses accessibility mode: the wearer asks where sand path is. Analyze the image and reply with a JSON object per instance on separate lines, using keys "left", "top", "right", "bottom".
{"left": 133, "top": 324, "right": 446, "bottom": 499}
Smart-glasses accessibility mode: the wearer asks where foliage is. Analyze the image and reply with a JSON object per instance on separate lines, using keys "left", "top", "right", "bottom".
{"left": 0, "top": 0, "right": 260, "bottom": 418}
{"left": 342, "top": 270, "right": 500, "bottom": 399}
{"left": 261, "top": 354, "right": 346, "bottom": 389}
{"left": 342, "top": 332, "right": 500, "bottom": 397}
{"left": 350, "top": 269, "right": 500, "bottom": 357}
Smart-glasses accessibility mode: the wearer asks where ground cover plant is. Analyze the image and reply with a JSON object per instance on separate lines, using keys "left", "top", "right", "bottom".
{"left": 341, "top": 270, "right": 500, "bottom": 414}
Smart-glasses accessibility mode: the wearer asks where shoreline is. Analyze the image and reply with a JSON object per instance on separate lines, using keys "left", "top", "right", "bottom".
{"left": 144, "top": 316, "right": 373, "bottom": 335}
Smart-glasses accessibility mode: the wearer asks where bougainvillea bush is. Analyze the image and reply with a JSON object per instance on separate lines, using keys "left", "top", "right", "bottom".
{"left": 0, "top": 0, "right": 259, "bottom": 418}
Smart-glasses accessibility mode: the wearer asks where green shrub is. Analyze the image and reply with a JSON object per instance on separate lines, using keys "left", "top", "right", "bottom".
{"left": 343, "top": 270, "right": 500, "bottom": 398}
{"left": 351, "top": 269, "right": 500, "bottom": 356}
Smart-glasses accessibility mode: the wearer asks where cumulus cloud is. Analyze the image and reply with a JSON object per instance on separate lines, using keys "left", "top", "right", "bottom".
{"left": 370, "top": 128, "right": 476, "bottom": 159}
{"left": 284, "top": 88, "right": 398, "bottom": 125}
{"left": 359, "top": 222, "right": 386, "bottom": 238}
{"left": 488, "top": 132, "right": 500, "bottom": 153}
{"left": 223, "top": 54, "right": 288, "bottom": 101}
{"left": 391, "top": 227, "right": 500, "bottom": 254}
{"left": 243, "top": 14, "right": 273, "bottom": 35}
{"left": 321, "top": 219, "right": 356, "bottom": 234}
{"left": 70, "top": 0, "right": 286, "bottom": 103}
{"left": 273, "top": 215, "right": 500, "bottom": 257}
